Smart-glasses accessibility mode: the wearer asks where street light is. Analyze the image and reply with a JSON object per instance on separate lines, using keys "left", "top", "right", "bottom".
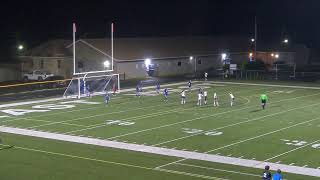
{"left": 221, "top": 53, "right": 227, "bottom": 60}
{"left": 283, "top": 39, "right": 289, "bottom": 44}
{"left": 271, "top": 53, "right": 274, "bottom": 57}
{"left": 275, "top": 54, "right": 279, "bottom": 59}
{"left": 145, "top": 58, "right": 151, "bottom": 67}
{"left": 189, "top": 56, "right": 193, "bottom": 60}
{"left": 249, "top": 53, "right": 253, "bottom": 57}
{"left": 251, "top": 38, "right": 255, "bottom": 42}
{"left": 104, "top": 60, "right": 110, "bottom": 68}
{"left": 18, "top": 45, "right": 24, "bottom": 51}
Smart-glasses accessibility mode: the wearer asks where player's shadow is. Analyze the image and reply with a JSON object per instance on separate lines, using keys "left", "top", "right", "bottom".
{"left": 0, "top": 145, "right": 14, "bottom": 151}
{"left": 249, "top": 109, "right": 263, "bottom": 113}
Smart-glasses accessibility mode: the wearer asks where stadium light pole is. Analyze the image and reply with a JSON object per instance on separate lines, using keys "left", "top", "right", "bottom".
{"left": 254, "top": 16, "right": 257, "bottom": 62}
{"left": 17, "top": 45, "right": 24, "bottom": 51}
{"left": 190, "top": 56, "right": 196, "bottom": 78}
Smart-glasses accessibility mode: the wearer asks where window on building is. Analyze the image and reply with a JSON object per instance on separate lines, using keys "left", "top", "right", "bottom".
{"left": 31, "top": 61, "right": 34, "bottom": 68}
{"left": 40, "top": 60, "right": 44, "bottom": 69}
{"left": 136, "top": 64, "right": 139, "bottom": 69}
{"left": 177, "top": 61, "right": 182, "bottom": 66}
{"left": 197, "top": 59, "right": 202, "bottom": 64}
{"left": 57, "top": 60, "right": 61, "bottom": 69}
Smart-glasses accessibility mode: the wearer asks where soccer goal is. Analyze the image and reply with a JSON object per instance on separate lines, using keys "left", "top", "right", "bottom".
{"left": 63, "top": 73, "right": 120, "bottom": 99}
{"left": 272, "top": 63, "right": 296, "bottom": 80}
{"left": 64, "top": 22, "right": 120, "bottom": 99}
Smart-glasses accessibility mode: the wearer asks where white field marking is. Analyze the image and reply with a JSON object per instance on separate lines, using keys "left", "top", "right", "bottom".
{"left": 4, "top": 118, "right": 89, "bottom": 128}
{"left": 303, "top": 165, "right": 308, "bottom": 167}
{"left": 211, "top": 81, "right": 320, "bottom": 90}
{"left": 153, "top": 102, "right": 320, "bottom": 146}
{"left": 0, "top": 80, "right": 191, "bottom": 111}
{"left": 289, "top": 163, "right": 295, "bottom": 166}
{"left": 17, "top": 84, "right": 265, "bottom": 130}
{"left": 175, "top": 163, "right": 261, "bottom": 177}
{"left": 276, "top": 161, "right": 281, "bottom": 164}
{"left": 227, "top": 154, "right": 232, "bottom": 157}
{"left": 261, "top": 139, "right": 320, "bottom": 163}
{"left": 2, "top": 83, "right": 270, "bottom": 125}
{"left": 155, "top": 168, "right": 229, "bottom": 180}
{"left": 0, "top": 97, "right": 64, "bottom": 109}
{"left": 108, "top": 93, "right": 320, "bottom": 140}
{"left": 4, "top": 82, "right": 219, "bottom": 124}
{"left": 204, "top": 117, "right": 320, "bottom": 154}
{"left": 0, "top": 127, "right": 306, "bottom": 180}
{"left": 0, "top": 94, "right": 161, "bottom": 123}
{"left": 238, "top": 156, "right": 244, "bottom": 158}
{"left": 0, "top": 116, "right": 9, "bottom": 118}
{"left": 10, "top": 101, "right": 185, "bottom": 128}
{"left": 65, "top": 124, "right": 108, "bottom": 134}
{"left": 155, "top": 117, "right": 320, "bottom": 173}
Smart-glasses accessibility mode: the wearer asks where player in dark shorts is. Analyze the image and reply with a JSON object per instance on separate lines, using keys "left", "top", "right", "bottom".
{"left": 260, "top": 94, "right": 268, "bottom": 109}
{"left": 262, "top": 165, "right": 272, "bottom": 180}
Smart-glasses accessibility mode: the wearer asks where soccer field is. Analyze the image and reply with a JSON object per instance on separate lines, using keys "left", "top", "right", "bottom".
{"left": 0, "top": 81, "right": 320, "bottom": 180}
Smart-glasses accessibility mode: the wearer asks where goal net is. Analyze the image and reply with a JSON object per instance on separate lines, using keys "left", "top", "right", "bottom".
{"left": 63, "top": 73, "right": 120, "bottom": 99}
{"left": 272, "top": 63, "right": 296, "bottom": 80}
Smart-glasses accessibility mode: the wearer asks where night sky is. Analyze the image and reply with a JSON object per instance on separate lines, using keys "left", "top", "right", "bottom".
{"left": 1, "top": 0, "right": 320, "bottom": 59}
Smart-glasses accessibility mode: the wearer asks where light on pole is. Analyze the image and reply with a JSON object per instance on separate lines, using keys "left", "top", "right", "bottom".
{"left": 18, "top": 45, "right": 24, "bottom": 51}
{"left": 283, "top": 39, "right": 288, "bottom": 44}
{"left": 104, "top": 60, "right": 110, "bottom": 68}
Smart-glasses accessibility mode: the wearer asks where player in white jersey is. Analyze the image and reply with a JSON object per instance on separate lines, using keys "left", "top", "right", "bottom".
{"left": 204, "top": 72, "right": 208, "bottom": 81}
{"left": 229, "top": 93, "right": 235, "bottom": 106}
{"left": 213, "top": 92, "right": 219, "bottom": 106}
{"left": 197, "top": 92, "right": 203, "bottom": 106}
{"left": 181, "top": 90, "right": 186, "bottom": 104}
{"left": 203, "top": 91, "right": 208, "bottom": 105}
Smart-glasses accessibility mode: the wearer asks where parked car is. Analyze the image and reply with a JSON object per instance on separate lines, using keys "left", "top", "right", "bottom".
{"left": 23, "top": 70, "right": 54, "bottom": 81}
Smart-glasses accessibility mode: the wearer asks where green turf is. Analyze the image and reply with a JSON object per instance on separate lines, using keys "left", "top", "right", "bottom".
{"left": 0, "top": 81, "right": 320, "bottom": 179}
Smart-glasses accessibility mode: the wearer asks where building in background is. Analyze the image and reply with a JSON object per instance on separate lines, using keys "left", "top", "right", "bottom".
{"left": 16, "top": 36, "right": 311, "bottom": 81}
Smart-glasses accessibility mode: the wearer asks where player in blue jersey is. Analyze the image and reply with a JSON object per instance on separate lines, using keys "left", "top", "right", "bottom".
{"left": 86, "top": 85, "right": 91, "bottom": 98}
{"left": 188, "top": 80, "right": 192, "bottom": 91}
{"left": 156, "top": 83, "right": 160, "bottom": 94}
{"left": 104, "top": 92, "right": 110, "bottom": 105}
{"left": 136, "top": 84, "right": 142, "bottom": 98}
{"left": 163, "top": 88, "right": 169, "bottom": 102}
{"left": 272, "top": 169, "right": 283, "bottom": 180}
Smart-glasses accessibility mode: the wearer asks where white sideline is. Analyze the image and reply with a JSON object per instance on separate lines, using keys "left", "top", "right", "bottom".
{"left": 0, "top": 126, "right": 319, "bottom": 177}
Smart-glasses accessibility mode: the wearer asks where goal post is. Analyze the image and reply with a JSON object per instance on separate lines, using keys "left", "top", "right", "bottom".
{"left": 63, "top": 73, "right": 120, "bottom": 99}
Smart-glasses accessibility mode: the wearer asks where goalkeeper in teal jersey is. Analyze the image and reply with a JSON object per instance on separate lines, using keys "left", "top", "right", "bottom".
{"left": 260, "top": 94, "right": 268, "bottom": 109}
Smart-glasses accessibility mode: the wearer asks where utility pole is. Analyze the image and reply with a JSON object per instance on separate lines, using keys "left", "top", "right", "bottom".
{"left": 254, "top": 16, "right": 257, "bottom": 62}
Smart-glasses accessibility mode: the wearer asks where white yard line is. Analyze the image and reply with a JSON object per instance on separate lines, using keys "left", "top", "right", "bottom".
{"left": 174, "top": 163, "right": 261, "bottom": 177}
{"left": 156, "top": 117, "right": 320, "bottom": 172}
{"left": 107, "top": 92, "right": 320, "bottom": 140}
{"left": 155, "top": 168, "right": 229, "bottom": 180}
{"left": 8, "top": 85, "right": 265, "bottom": 130}
{"left": 152, "top": 102, "right": 320, "bottom": 146}
{"left": 261, "top": 139, "right": 320, "bottom": 163}
{"left": 0, "top": 126, "right": 320, "bottom": 177}
{"left": 0, "top": 97, "right": 64, "bottom": 109}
